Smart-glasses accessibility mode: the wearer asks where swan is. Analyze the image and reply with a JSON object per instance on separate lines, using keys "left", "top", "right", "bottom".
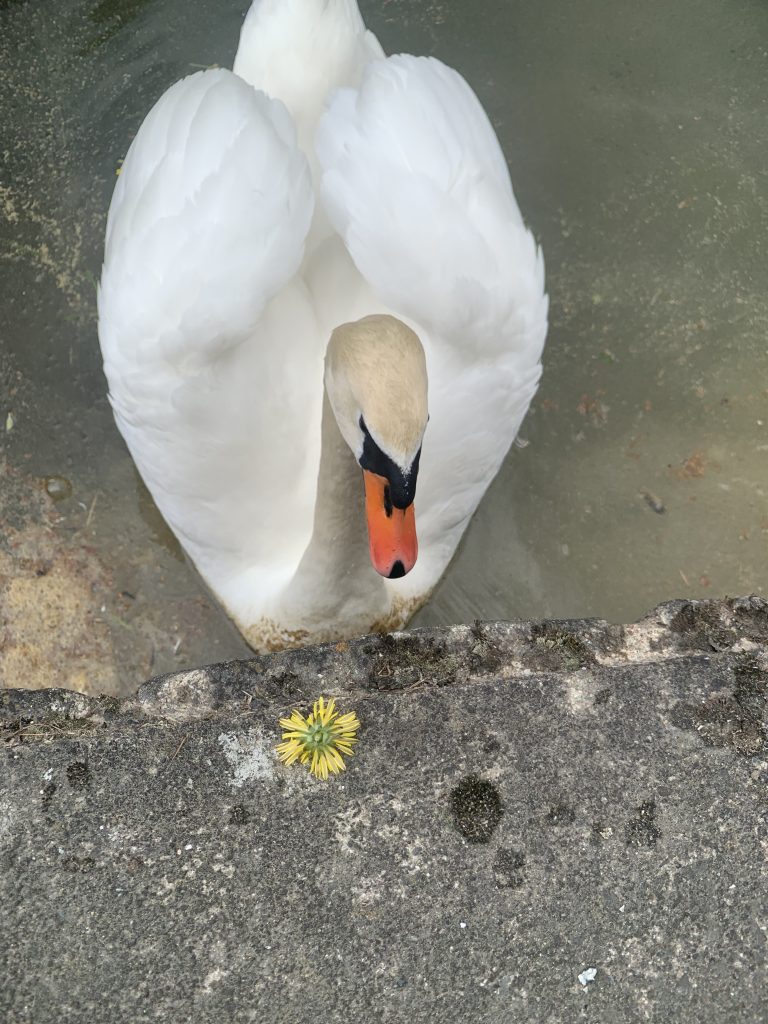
{"left": 97, "top": 0, "right": 548, "bottom": 653}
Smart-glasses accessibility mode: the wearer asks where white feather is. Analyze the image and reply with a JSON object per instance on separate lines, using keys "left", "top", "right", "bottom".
{"left": 99, "top": 69, "right": 318, "bottom": 592}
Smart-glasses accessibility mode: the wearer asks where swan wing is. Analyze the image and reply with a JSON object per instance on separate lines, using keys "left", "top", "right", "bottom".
{"left": 316, "top": 55, "right": 547, "bottom": 355}
{"left": 98, "top": 69, "right": 319, "bottom": 596}
{"left": 316, "top": 55, "right": 548, "bottom": 594}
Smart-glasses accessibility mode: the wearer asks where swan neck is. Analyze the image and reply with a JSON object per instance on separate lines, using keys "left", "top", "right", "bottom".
{"left": 313, "top": 391, "right": 371, "bottom": 564}
{"left": 277, "top": 392, "right": 386, "bottom": 633}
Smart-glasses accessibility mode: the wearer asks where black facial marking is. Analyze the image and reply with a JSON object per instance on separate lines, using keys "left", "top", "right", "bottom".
{"left": 359, "top": 416, "right": 420, "bottom": 508}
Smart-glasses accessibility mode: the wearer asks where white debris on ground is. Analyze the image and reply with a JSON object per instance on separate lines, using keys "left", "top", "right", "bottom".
{"left": 578, "top": 967, "right": 598, "bottom": 987}
{"left": 217, "top": 730, "right": 277, "bottom": 787}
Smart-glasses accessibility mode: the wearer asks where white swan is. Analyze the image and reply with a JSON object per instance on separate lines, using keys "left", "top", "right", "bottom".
{"left": 98, "top": 0, "right": 548, "bottom": 652}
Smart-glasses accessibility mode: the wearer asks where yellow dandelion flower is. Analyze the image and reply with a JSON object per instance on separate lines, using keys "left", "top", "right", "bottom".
{"left": 276, "top": 696, "right": 360, "bottom": 781}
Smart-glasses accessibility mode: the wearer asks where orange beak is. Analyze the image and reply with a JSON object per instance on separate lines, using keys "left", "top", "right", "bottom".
{"left": 363, "top": 470, "right": 418, "bottom": 579}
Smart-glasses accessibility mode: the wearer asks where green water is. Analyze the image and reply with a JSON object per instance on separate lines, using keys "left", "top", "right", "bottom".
{"left": 1, "top": 0, "right": 766, "bottom": 693}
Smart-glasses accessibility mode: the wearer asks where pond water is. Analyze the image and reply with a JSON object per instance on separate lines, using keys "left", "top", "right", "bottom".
{"left": 1, "top": 0, "right": 766, "bottom": 695}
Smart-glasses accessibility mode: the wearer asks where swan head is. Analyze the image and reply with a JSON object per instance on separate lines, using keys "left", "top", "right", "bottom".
{"left": 325, "top": 314, "right": 428, "bottom": 579}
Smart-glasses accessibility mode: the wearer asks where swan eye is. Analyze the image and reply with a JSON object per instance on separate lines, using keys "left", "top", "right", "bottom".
{"left": 357, "top": 416, "right": 421, "bottom": 509}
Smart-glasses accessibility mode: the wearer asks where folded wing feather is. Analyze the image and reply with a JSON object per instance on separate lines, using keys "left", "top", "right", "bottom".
{"left": 317, "top": 55, "right": 547, "bottom": 358}
{"left": 98, "top": 69, "right": 321, "bottom": 587}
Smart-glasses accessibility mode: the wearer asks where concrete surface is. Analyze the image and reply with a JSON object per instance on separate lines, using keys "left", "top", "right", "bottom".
{"left": 2, "top": 596, "right": 768, "bottom": 1022}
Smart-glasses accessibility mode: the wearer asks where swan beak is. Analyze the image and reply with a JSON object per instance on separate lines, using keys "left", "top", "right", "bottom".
{"left": 362, "top": 470, "right": 418, "bottom": 579}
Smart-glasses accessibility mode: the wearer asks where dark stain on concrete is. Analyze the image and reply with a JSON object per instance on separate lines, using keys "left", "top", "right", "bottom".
{"left": 1, "top": 717, "right": 33, "bottom": 744}
{"left": 468, "top": 621, "right": 504, "bottom": 674}
{"left": 366, "top": 632, "right": 458, "bottom": 690}
{"left": 668, "top": 599, "right": 768, "bottom": 653}
{"left": 546, "top": 803, "right": 577, "bottom": 826}
{"left": 670, "top": 652, "right": 766, "bottom": 756}
{"left": 450, "top": 776, "right": 503, "bottom": 844}
{"left": 66, "top": 761, "right": 91, "bottom": 790}
{"left": 528, "top": 623, "right": 597, "bottom": 671}
{"left": 483, "top": 736, "right": 502, "bottom": 754}
{"left": 41, "top": 781, "right": 57, "bottom": 812}
{"left": 493, "top": 848, "right": 526, "bottom": 889}
{"left": 61, "top": 855, "right": 97, "bottom": 873}
{"left": 229, "top": 804, "right": 251, "bottom": 826}
{"left": 625, "top": 800, "right": 661, "bottom": 849}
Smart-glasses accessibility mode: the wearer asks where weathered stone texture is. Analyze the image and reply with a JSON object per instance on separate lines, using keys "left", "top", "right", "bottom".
{"left": 2, "top": 598, "right": 767, "bottom": 1023}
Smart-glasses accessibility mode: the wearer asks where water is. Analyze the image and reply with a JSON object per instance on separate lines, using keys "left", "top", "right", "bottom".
{"left": 1, "top": 0, "right": 766, "bottom": 695}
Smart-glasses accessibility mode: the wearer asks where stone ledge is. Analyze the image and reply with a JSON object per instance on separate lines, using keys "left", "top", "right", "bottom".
{"left": 2, "top": 597, "right": 767, "bottom": 1023}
